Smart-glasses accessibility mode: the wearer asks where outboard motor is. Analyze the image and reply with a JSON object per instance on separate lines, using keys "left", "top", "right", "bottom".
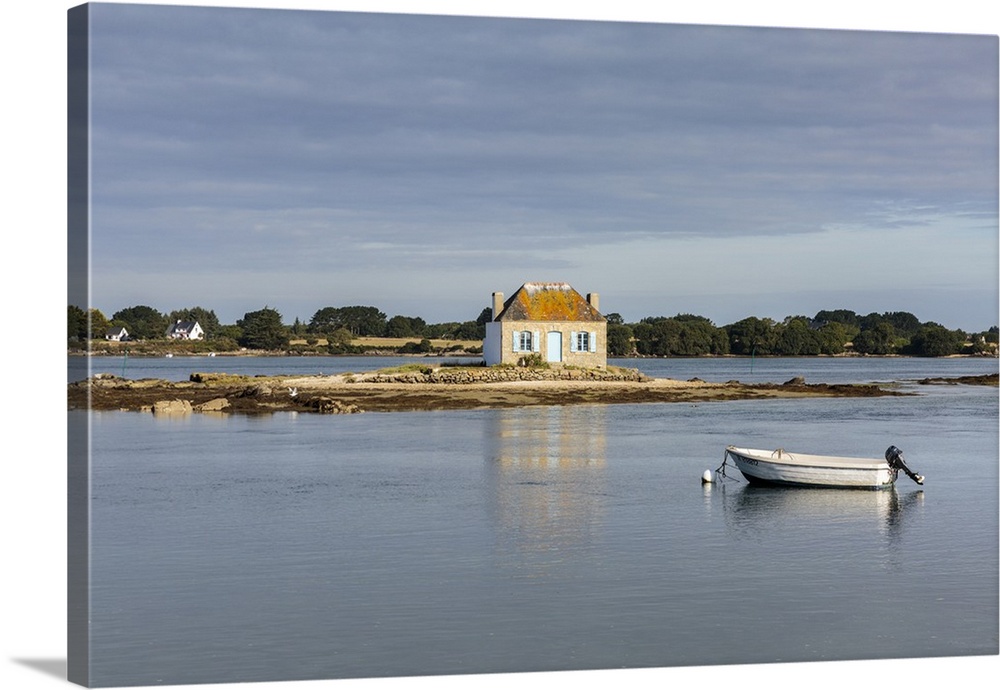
{"left": 885, "top": 446, "right": 924, "bottom": 485}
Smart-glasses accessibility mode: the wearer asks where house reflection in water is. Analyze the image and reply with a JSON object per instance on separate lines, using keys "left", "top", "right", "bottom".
{"left": 484, "top": 406, "right": 608, "bottom": 578}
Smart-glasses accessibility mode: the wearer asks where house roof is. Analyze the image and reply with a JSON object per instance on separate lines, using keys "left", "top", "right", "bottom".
{"left": 495, "top": 282, "right": 605, "bottom": 322}
{"left": 169, "top": 320, "right": 200, "bottom": 332}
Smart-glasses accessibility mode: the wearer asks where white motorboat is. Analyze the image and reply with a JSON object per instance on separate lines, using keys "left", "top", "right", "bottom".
{"left": 717, "top": 445, "right": 924, "bottom": 489}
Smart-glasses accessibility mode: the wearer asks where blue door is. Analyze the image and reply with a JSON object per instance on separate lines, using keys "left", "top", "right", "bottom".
{"left": 546, "top": 331, "right": 562, "bottom": 363}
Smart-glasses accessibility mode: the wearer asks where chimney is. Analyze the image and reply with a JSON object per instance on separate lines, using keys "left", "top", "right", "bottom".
{"left": 587, "top": 292, "right": 600, "bottom": 312}
{"left": 492, "top": 292, "right": 504, "bottom": 320}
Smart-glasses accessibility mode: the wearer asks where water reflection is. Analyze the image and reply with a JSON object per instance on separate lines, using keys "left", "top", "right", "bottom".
{"left": 484, "top": 406, "right": 608, "bottom": 578}
{"left": 717, "top": 483, "right": 925, "bottom": 550}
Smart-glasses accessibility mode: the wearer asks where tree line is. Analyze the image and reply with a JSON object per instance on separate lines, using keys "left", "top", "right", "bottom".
{"left": 67, "top": 304, "right": 493, "bottom": 353}
{"left": 69, "top": 303, "right": 998, "bottom": 357}
{"left": 605, "top": 311, "right": 997, "bottom": 357}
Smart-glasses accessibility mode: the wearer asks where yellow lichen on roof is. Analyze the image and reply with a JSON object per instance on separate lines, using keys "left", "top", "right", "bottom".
{"left": 500, "top": 282, "right": 604, "bottom": 322}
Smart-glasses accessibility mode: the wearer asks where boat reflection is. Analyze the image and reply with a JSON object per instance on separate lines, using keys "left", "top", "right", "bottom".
{"left": 716, "top": 482, "right": 924, "bottom": 547}
{"left": 484, "top": 406, "right": 608, "bottom": 578}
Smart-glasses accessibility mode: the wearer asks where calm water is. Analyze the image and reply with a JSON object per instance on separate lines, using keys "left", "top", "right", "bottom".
{"left": 77, "top": 357, "right": 998, "bottom": 687}
{"left": 69, "top": 352, "right": 1000, "bottom": 385}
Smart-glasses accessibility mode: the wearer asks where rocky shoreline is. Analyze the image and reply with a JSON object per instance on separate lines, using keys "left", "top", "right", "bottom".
{"left": 916, "top": 373, "right": 999, "bottom": 386}
{"left": 60, "top": 364, "right": 956, "bottom": 416}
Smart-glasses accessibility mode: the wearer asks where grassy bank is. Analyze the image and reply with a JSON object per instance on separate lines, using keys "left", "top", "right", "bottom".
{"left": 72, "top": 336, "right": 484, "bottom": 357}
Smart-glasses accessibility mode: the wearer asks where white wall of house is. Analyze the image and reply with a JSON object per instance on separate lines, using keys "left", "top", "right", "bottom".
{"left": 483, "top": 321, "right": 502, "bottom": 365}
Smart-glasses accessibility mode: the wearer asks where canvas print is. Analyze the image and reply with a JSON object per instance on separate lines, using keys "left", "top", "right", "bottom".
{"left": 67, "top": 2, "right": 998, "bottom": 688}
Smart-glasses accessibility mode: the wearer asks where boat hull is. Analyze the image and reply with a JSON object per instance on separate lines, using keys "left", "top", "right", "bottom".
{"left": 725, "top": 446, "right": 896, "bottom": 489}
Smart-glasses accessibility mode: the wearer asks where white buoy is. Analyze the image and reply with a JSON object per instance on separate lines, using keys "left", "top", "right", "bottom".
{"left": 701, "top": 469, "right": 713, "bottom": 484}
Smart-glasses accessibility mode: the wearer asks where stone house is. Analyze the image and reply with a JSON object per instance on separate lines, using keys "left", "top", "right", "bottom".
{"left": 165, "top": 320, "right": 205, "bottom": 340}
{"left": 483, "top": 282, "right": 607, "bottom": 368}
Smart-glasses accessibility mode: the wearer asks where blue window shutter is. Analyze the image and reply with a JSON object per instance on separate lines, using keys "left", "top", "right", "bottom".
{"left": 512, "top": 330, "right": 520, "bottom": 352}
{"left": 570, "top": 331, "right": 577, "bottom": 352}
{"left": 589, "top": 331, "right": 597, "bottom": 352}
{"left": 533, "top": 331, "right": 541, "bottom": 352}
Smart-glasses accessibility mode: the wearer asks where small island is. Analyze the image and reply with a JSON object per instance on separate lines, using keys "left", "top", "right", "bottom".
{"left": 65, "top": 363, "right": 959, "bottom": 416}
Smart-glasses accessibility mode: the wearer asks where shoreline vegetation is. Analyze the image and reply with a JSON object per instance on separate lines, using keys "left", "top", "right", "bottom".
{"left": 69, "top": 304, "right": 999, "bottom": 359}
{"left": 70, "top": 334, "right": 999, "bottom": 360}
{"left": 67, "top": 363, "right": 999, "bottom": 415}
{"left": 72, "top": 336, "right": 486, "bottom": 359}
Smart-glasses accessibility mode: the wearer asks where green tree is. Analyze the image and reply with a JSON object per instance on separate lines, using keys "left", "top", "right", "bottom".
{"left": 636, "top": 317, "right": 682, "bottom": 356}
{"left": 424, "top": 322, "right": 457, "bottom": 339}
{"left": 434, "top": 309, "right": 492, "bottom": 341}
{"left": 858, "top": 312, "right": 889, "bottom": 333}
{"left": 708, "top": 324, "right": 731, "bottom": 355}
{"left": 386, "top": 315, "right": 427, "bottom": 338}
{"left": 906, "top": 325, "right": 962, "bottom": 356}
{"left": 88, "top": 309, "right": 110, "bottom": 340}
{"left": 965, "top": 327, "right": 998, "bottom": 354}
{"left": 816, "top": 322, "right": 849, "bottom": 355}
{"left": 453, "top": 320, "right": 484, "bottom": 340}
{"left": 630, "top": 316, "right": 725, "bottom": 356}
{"left": 338, "top": 306, "right": 387, "bottom": 336}
{"left": 237, "top": 307, "right": 288, "bottom": 350}
{"left": 673, "top": 315, "right": 727, "bottom": 356}
{"left": 327, "top": 327, "right": 353, "bottom": 346}
{"left": 814, "top": 309, "right": 860, "bottom": 328}
{"left": 632, "top": 321, "right": 658, "bottom": 356}
{"left": 775, "top": 317, "right": 821, "bottom": 356}
{"left": 399, "top": 338, "right": 433, "bottom": 354}
{"left": 215, "top": 324, "right": 243, "bottom": 342}
{"left": 606, "top": 323, "right": 635, "bottom": 356}
{"left": 385, "top": 316, "right": 413, "bottom": 338}
{"left": 882, "top": 311, "right": 921, "bottom": 339}
{"left": 853, "top": 321, "right": 896, "bottom": 355}
{"left": 112, "top": 305, "right": 168, "bottom": 340}
{"left": 307, "top": 306, "right": 388, "bottom": 336}
{"left": 308, "top": 307, "right": 343, "bottom": 334}
{"left": 726, "top": 317, "right": 776, "bottom": 355}
{"left": 68, "top": 305, "right": 88, "bottom": 341}
{"left": 475, "top": 307, "right": 493, "bottom": 327}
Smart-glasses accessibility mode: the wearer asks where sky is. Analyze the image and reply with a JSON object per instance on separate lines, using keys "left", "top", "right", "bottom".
{"left": 79, "top": 2, "right": 998, "bottom": 331}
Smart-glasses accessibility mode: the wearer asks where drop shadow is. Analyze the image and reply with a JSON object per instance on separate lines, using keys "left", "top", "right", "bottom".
{"left": 11, "top": 658, "right": 67, "bottom": 680}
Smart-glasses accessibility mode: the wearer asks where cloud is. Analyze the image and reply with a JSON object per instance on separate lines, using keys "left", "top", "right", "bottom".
{"left": 85, "top": 4, "right": 998, "bottom": 329}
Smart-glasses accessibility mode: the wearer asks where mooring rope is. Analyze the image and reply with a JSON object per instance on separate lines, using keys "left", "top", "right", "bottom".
{"left": 714, "top": 448, "right": 742, "bottom": 482}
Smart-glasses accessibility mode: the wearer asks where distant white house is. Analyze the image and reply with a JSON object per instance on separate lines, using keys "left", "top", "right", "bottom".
{"left": 105, "top": 326, "right": 129, "bottom": 341}
{"left": 165, "top": 320, "right": 205, "bottom": 340}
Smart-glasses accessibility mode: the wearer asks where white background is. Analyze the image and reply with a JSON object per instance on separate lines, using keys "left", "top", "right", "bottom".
{"left": 2, "top": 2, "right": 997, "bottom": 689}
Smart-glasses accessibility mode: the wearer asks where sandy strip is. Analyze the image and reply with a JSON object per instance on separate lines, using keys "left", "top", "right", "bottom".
{"left": 70, "top": 373, "right": 908, "bottom": 414}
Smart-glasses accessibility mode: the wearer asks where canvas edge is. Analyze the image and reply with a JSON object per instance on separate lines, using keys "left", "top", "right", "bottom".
{"left": 67, "top": 3, "right": 91, "bottom": 687}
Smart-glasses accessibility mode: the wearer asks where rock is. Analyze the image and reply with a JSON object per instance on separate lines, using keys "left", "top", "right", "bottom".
{"left": 152, "top": 399, "right": 193, "bottom": 415}
{"left": 307, "top": 397, "right": 363, "bottom": 414}
{"left": 240, "top": 384, "right": 273, "bottom": 397}
{"left": 195, "top": 398, "right": 230, "bottom": 412}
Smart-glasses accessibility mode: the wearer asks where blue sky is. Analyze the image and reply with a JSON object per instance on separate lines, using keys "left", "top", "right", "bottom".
{"left": 82, "top": 2, "right": 998, "bottom": 330}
